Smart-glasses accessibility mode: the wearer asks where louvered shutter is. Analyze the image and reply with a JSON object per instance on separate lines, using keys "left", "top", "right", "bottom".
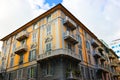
{"left": 33, "top": 66, "right": 37, "bottom": 78}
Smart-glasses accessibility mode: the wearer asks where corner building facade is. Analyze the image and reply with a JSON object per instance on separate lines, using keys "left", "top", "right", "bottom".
{"left": 0, "top": 4, "right": 120, "bottom": 80}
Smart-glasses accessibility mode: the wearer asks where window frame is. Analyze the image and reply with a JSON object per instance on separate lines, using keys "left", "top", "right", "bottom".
{"left": 46, "top": 42, "right": 52, "bottom": 52}
{"left": 32, "top": 31, "right": 37, "bottom": 43}
{"left": 47, "top": 15, "right": 51, "bottom": 22}
{"left": 28, "top": 66, "right": 37, "bottom": 79}
{"left": 29, "top": 49, "right": 36, "bottom": 62}
{"left": 46, "top": 25, "right": 51, "bottom": 35}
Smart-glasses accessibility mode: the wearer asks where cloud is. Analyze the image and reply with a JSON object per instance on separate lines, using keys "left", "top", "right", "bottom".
{"left": 0, "top": 0, "right": 54, "bottom": 50}
{"left": 0, "top": 0, "right": 120, "bottom": 51}
{"left": 62, "top": 0, "right": 120, "bottom": 45}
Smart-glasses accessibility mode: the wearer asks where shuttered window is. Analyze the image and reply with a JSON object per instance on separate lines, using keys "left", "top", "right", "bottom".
{"left": 86, "top": 41, "right": 90, "bottom": 50}
{"left": 46, "top": 43, "right": 51, "bottom": 52}
{"left": 45, "top": 62, "right": 54, "bottom": 76}
{"left": 28, "top": 66, "right": 37, "bottom": 79}
{"left": 32, "top": 32, "right": 37, "bottom": 43}
{"left": 29, "top": 49, "right": 36, "bottom": 61}
{"left": 46, "top": 25, "right": 51, "bottom": 35}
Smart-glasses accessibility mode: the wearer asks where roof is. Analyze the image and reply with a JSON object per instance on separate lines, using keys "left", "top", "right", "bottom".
{"left": 1, "top": 4, "right": 99, "bottom": 42}
{"left": 1, "top": 4, "right": 116, "bottom": 58}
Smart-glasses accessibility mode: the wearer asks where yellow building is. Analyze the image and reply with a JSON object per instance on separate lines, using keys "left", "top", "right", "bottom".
{"left": 0, "top": 4, "right": 120, "bottom": 80}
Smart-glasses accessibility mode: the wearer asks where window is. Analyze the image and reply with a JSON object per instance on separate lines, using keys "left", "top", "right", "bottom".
{"left": 19, "top": 54, "right": 23, "bottom": 65}
{"left": 95, "top": 57, "right": 98, "bottom": 65}
{"left": 88, "top": 55, "right": 91, "bottom": 64}
{"left": 46, "top": 26, "right": 51, "bottom": 35}
{"left": 28, "top": 66, "right": 37, "bottom": 79}
{"left": 79, "top": 49, "right": 83, "bottom": 60}
{"left": 86, "top": 41, "right": 90, "bottom": 50}
{"left": 44, "top": 63, "right": 54, "bottom": 76}
{"left": 33, "top": 23, "right": 38, "bottom": 29}
{"left": 29, "top": 49, "right": 36, "bottom": 61}
{"left": 46, "top": 43, "right": 51, "bottom": 52}
{"left": 2, "top": 60, "right": 4, "bottom": 69}
{"left": 32, "top": 32, "right": 37, "bottom": 42}
{"left": 12, "top": 42, "right": 16, "bottom": 52}
{"left": 10, "top": 57, "right": 14, "bottom": 67}
{"left": 47, "top": 15, "right": 51, "bottom": 22}
{"left": 81, "top": 66, "right": 85, "bottom": 78}
{"left": 3, "top": 46, "right": 6, "bottom": 55}
{"left": 78, "top": 35, "right": 82, "bottom": 44}
{"left": 68, "top": 43, "right": 72, "bottom": 50}
{"left": 90, "top": 70, "right": 94, "bottom": 80}
{"left": 9, "top": 72, "right": 14, "bottom": 80}
{"left": 17, "top": 69, "right": 22, "bottom": 79}
{"left": 21, "top": 40, "right": 25, "bottom": 45}
{"left": 84, "top": 31, "right": 88, "bottom": 39}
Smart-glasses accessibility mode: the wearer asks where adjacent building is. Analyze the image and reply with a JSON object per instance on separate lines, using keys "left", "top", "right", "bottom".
{"left": 110, "top": 39, "right": 120, "bottom": 58}
{"left": 0, "top": 4, "right": 120, "bottom": 80}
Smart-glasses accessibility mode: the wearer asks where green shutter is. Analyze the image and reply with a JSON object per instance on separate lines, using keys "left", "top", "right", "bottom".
{"left": 33, "top": 49, "right": 36, "bottom": 60}
{"left": 27, "top": 68, "right": 30, "bottom": 79}
{"left": 33, "top": 66, "right": 37, "bottom": 78}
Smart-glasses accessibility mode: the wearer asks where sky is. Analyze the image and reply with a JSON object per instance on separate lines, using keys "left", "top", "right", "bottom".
{"left": 0, "top": 0, "right": 120, "bottom": 52}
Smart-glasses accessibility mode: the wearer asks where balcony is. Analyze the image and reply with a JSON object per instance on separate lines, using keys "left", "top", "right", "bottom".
{"left": 64, "top": 31, "right": 78, "bottom": 44}
{"left": 113, "top": 72, "right": 120, "bottom": 77}
{"left": 98, "top": 47, "right": 104, "bottom": 52}
{"left": 108, "top": 54, "right": 115, "bottom": 59}
{"left": 93, "top": 50, "right": 101, "bottom": 58}
{"left": 100, "top": 56, "right": 106, "bottom": 61}
{"left": 110, "top": 62, "right": 118, "bottom": 67}
{"left": 91, "top": 39, "right": 99, "bottom": 48}
{"left": 95, "top": 64, "right": 109, "bottom": 73}
{"left": 14, "top": 44, "right": 27, "bottom": 54}
{"left": 63, "top": 16, "right": 77, "bottom": 30}
{"left": 37, "top": 49, "right": 81, "bottom": 62}
{"left": 16, "top": 31, "right": 29, "bottom": 41}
